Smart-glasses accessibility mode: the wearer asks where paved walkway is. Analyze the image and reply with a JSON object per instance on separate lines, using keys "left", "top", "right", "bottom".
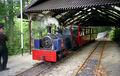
{"left": 102, "top": 41, "right": 120, "bottom": 76}
{"left": 0, "top": 53, "right": 41, "bottom": 76}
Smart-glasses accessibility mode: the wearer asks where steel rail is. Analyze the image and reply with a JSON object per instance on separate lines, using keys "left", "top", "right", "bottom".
{"left": 16, "top": 62, "right": 52, "bottom": 76}
{"left": 35, "top": 49, "right": 80, "bottom": 76}
{"left": 72, "top": 42, "right": 100, "bottom": 76}
{"left": 16, "top": 49, "right": 77, "bottom": 76}
{"left": 96, "top": 42, "right": 106, "bottom": 76}
{"left": 34, "top": 63, "right": 53, "bottom": 76}
{"left": 16, "top": 42, "right": 98, "bottom": 76}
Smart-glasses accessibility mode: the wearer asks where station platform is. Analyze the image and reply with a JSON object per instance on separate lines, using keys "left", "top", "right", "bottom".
{"left": 0, "top": 53, "right": 41, "bottom": 76}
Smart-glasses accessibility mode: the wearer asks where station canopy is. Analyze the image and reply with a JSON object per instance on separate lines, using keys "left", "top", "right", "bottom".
{"left": 18, "top": 0, "right": 120, "bottom": 26}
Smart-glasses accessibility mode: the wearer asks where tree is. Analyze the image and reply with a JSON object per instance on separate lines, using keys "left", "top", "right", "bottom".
{"left": 0, "top": 0, "right": 36, "bottom": 55}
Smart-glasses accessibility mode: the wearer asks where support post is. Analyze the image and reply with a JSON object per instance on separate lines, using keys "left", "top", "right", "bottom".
{"left": 20, "top": 0, "right": 23, "bottom": 56}
{"left": 90, "top": 28, "right": 92, "bottom": 41}
{"left": 115, "top": 25, "right": 118, "bottom": 41}
{"left": 29, "top": 20, "right": 32, "bottom": 54}
{"left": 25, "top": 13, "right": 34, "bottom": 55}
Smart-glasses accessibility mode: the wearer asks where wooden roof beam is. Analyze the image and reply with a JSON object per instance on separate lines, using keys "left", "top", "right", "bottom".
{"left": 65, "top": 8, "right": 91, "bottom": 25}
{"left": 97, "top": 6, "right": 120, "bottom": 20}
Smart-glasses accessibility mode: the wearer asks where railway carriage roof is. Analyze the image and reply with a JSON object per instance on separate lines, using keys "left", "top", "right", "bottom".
{"left": 17, "top": 0, "right": 120, "bottom": 27}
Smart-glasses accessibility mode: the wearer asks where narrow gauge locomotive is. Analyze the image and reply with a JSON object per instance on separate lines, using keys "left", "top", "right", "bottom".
{"left": 32, "top": 25, "right": 97, "bottom": 62}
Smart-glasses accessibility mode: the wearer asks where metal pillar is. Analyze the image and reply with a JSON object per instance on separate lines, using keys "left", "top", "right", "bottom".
{"left": 20, "top": 0, "right": 23, "bottom": 56}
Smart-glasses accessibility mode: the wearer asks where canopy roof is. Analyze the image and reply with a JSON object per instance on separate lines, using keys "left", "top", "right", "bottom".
{"left": 17, "top": 0, "right": 120, "bottom": 26}
{"left": 23, "top": 0, "right": 120, "bottom": 12}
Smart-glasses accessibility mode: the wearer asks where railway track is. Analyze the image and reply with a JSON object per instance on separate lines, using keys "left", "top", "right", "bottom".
{"left": 72, "top": 41, "right": 107, "bottom": 76}
{"left": 16, "top": 49, "right": 77, "bottom": 76}
{"left": 16, "top": 42, "right": 97, "bottom": 76}
{"left": 16, "top": 62, "right": 54, "bottom": 76}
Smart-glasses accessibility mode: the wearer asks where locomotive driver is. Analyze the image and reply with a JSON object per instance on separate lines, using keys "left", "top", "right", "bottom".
{"left": 0, "top": 23, "right": 8, "bottom": 71}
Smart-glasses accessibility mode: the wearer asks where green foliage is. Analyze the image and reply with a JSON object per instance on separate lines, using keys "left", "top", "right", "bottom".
{"left": 7, "top": 17, "right": 29, "bottom": 56}
{"left": 32, "top": 21, "right": 56, "bottom": 38}
{"left": 109, "top": 30, "right": 115, "bottom": 40}
{"left": 0, "top": 0, "right": 32, "bottom": 56}
{"left": 0, "top": 2, "right": 5, "bottom": 15}
{"left": 96, "top": 26, "right": 111, "bottom": 32}
{"left": 0, "top": 0, "right": 57, "bottom": 56}
{"left": 32, "top": 21, "right": 47, "bottom": 38}
{"left": 109, "top": 27, "right": 120, "bottom": 41}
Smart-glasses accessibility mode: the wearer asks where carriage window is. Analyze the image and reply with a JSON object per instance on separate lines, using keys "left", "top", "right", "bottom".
{"left": 93, "top": 29, "right": 96, "bottom": 34}
{"left": 85, "top": 28, "right": 90, "bottom": 35}
{"left": 79, "top": 28, "right": 83, "bottom": 36}
{"left": 91, "top": 29, "right": 94, "bottom": 34}
{"left": 91, "top": 29, "right": 93, "bottom": 34}
{"left": 72, "top": 27, "right": 78, "bottom": 36}
{"left": 84, "top": 29, "right": 87, "bottom": 35}
{"left": 88, "top": 29, "right": 90, "bottom": 35}
{"left": 86, "top": 29, "right": 88, "bottom": 35}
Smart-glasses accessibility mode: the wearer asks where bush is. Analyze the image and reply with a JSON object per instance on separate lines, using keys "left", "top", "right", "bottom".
{"left": 109, "top": 28, "right": 120, "bottom": 41}
{"left": 109, "top": 30, "right": 115, "bottom": 40}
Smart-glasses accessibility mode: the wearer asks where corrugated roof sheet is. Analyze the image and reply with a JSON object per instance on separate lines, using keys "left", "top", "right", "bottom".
{"left": 17, "top": 0, "right": 120, "bottom": 26}
{"left": 25, "top": 0, "right": 120, "bottom": 12}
